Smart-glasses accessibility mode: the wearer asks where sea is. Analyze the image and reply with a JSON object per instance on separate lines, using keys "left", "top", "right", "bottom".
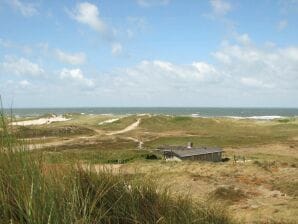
{"left": 3, "top": 107, "right": 298, "bottom": 119}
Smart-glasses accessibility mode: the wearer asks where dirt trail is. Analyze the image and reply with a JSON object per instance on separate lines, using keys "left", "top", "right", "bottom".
{"left": 106, "top": 119, "right": 141, "bottom": 135}
{"left": 25, "top": 119, "right": 142, "bottom": 150}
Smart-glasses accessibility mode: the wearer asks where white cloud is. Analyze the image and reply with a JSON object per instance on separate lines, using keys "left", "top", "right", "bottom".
{"left": 210, "top": 0, "right": 231, "bottom": 15}
{"left": 126, "top": 17, "right": 147, "bottom": 37}
{"left": 105, "top": 60, "right": 221, "bottom": 94}
{"left": 60, "top": 68, "right": 94, "bottom": 88}
{"left": 70, "top": 2, "right": 107, "bottom": 35}
{"left": 8, "top": 0, "right": 38, "bottom": 17}
{"left": 111, "top": 43, "right": 123, "bottom": 55}
{"left": 100, "top": 39, "right": 297, "bottom": 104}
{"left": 0, "top": 56, "right": 44, "bottom": 76}
{"left": 212, "top": 51, "right": 231, "bottom": 64}
{"left": 212, "top": 35, "right": 298, "bottom": 90}
{"left": 0, "top": 38, "right": 33, "bottom": 54}
{"left": 236, "top": 33, "right": 251, "bottom": 45}
{"left": 240, "top": 77, "right": 274, "bottom": 89}
{"left": 105, "top": 38, "right": 298, "bottom": 96}
{"left": 279, "top": 47, "right": 298, "bottom": 61}
{"left": 277, "top": 19, "right": 288, "bottom": 31}
{"left": 192, "top": 62, "right": 218, "bottom": 75}
{"left": 55, "top": 49, "right": 86, "bottom": 65}
{"left": 19, "top": 80, "right": 31, "bottom": 87}
{"left": 69, "top": 2, "right": 118, "bottom": 53}
{"left": 136, "top": 0, "right": 170, "bottom": 7}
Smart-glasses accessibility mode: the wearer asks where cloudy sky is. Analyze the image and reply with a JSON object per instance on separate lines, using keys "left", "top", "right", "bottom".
{"left": 0, "top": 0, "right": 298, "bottom": 108}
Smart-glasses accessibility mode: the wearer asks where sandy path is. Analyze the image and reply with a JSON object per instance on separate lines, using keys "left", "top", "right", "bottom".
{"left": 98, "top": 118, "right": 119, "bottom": 126}
{"left": 106, "top": 119, "right": 141, "bottom": 135}
{"left": 25, "top": 133, "right": 102, "bottom": 150}
{"left": 24, "top": 119, "right": 142, "bottom": 150}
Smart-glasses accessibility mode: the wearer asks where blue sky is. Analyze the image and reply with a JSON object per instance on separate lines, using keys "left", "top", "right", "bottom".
{"left": 0, "top": 0, "right": 298, "bottom": 107}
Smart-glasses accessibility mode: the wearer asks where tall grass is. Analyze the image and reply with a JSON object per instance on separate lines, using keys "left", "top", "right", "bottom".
{"left": 0, "top": 110, "right": 233, "bottom": 224}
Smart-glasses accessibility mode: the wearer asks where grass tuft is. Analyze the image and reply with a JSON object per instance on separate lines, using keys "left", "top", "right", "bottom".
{"left": 209, "top": 186, "right": 247, "bottom": 203}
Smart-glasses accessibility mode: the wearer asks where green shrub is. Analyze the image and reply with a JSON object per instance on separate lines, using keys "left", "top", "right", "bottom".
{"left": 278, "top": 118, "right": 290, "bottom": 123}
{"left": 144, "top": 154, "right": 159, "bottom": 160}
{"left": 172, "top": 116, "right": 192, "bottom": 122}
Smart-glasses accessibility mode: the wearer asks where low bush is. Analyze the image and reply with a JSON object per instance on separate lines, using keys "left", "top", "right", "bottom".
{"left": 144, "top": 153, "right": 159, "bottom": 160}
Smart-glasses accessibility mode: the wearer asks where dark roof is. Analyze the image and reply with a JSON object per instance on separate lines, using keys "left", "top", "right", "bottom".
{"left": 159, "top": 146, "right": 222, "bottom": 158}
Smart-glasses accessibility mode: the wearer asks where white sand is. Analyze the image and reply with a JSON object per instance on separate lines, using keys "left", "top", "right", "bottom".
{"left": 191, "top": 114, "right": 200, "bottom": 118}
{"left": 107, "top": 119, "right": 140, "bottom": 135}
{"left": 137, "top": 113, "right": 152, "bottom": 117}
{"left": 98, "top": 118, "right": 119, "bottom": 126}
{"left": 11, "top": 115, "right": 71, "bottom": 126}
{"left": 247, "top": 116, "right": 283, "bottom": 120}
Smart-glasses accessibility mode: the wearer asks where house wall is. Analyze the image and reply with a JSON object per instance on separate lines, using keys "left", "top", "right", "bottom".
{"left": 180, "top": 152, "right": 222, "bottom": 162}
{"left": 161, "top": 149, "right": 223, "bottom": 162}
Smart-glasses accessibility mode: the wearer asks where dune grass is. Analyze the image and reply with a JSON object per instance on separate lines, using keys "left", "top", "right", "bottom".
{"left": 14, "top": 125, "right": 95, "bottom": 138}
{"left": 40, "top": 149, "right": 160, "bottom": 164}
{"left": 0, "top": 110, "right": 234, "bottom": 224}
{"left": 272, "top": 180, "right": 298, "bottom": 197}
{"left": 209, "top": 186, "right": 246, "bottom": 203}
{"left": 99, "top": 116, "right": 139, "bottom": 131}
{"left": 140, "top": 116, "right": 298, "bottom": 147}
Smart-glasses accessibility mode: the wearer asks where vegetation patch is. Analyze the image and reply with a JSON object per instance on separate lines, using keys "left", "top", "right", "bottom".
{"left": 272, "top": 180, "right": 298, "bottom": 197}
{"left": 278, "top": 118, "right": 291, "bottom": 123}
{"left": 144, "top": 153, "right": 159, "bottom": 160}
{"left": 209, "top": 186, "right": 247, "bottom": 203}
{"left": 253, "top": 160, "right": 278, "bottom": 172}
{"left": 15, "top": 125, "right": 95, "bottom": 138}
{"left": 141, "top": 115, "right": 298, "bottom": 147}
{"left": 40, "top": 149, "right": 160, "bottom": 164}
{"left": 172, "top": 116, "right": 192, "bottom": 122}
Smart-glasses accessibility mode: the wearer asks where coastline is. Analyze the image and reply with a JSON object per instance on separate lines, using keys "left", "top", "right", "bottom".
{"left": 4, "top": 107, "right": 298, "bottom": 119}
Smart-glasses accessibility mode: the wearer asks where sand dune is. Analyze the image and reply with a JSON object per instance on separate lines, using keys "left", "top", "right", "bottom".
{"left": 11, "top": 115, "right": 70, "bottom": 126}
{"left": 98, "top": 118, "right": 119, "bottom": 125}
{"left": 107, "top": 119, "right": 141, "bottom": 135}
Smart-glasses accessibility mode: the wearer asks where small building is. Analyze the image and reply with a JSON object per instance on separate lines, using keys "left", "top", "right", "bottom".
{"left": 158, "top": 142, "right": 223, "bottom": 162}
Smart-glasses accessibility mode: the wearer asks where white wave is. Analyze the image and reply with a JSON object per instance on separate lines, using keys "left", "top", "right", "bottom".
{"left": 224, "top": 115, "right": 284, "bottom": 120}
{"left": 247, "top": 116, "right": 284, "bottom": 120}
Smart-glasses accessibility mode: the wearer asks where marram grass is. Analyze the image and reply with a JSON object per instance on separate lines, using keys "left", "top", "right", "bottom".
{"left": 0, "top": 111, "right": 234, "bottom": 224}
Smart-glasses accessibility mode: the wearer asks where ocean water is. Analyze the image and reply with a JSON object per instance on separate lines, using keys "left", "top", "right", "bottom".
{"left": 4, "top": 107, "right": 298, "bottom": 118}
